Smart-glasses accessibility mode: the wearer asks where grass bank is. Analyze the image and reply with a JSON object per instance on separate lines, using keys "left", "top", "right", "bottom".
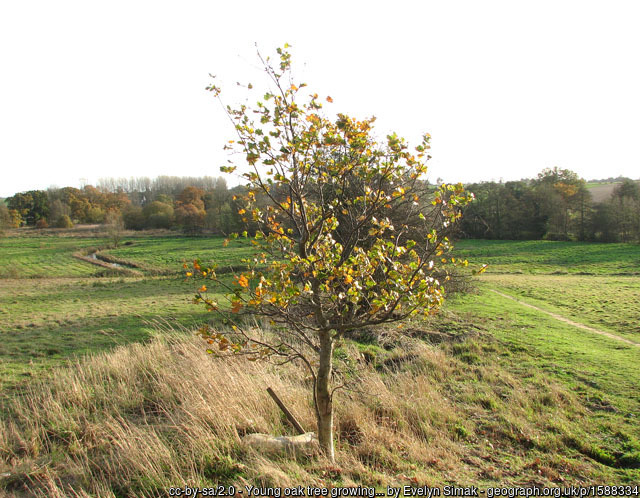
{"left": 2, "top": 314, "right": 638, "bottom": 496}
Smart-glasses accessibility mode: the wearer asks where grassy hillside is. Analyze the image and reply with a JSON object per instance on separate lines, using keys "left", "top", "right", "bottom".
{"left": 585, "top": 182, "right": 618, "bottom": 203}
{"left": 2, "top": 317, "right": 638, "bottom": 495}
{"left": 0, "top": 277, "right": 207, "bottom": 392}
{"left": 1, "top": 230, "right": 639, "bottom": 493}
{"left": 0, "top": 230, "right": 247, "bottom": 393}
{"left": 585, "top": 179, "right": 640, "bottom": 203}
{"left": 452, "top": 239, "right": 640, "bottom": 341}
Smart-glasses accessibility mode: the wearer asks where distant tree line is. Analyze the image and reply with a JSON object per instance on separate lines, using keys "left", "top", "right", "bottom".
{"left": 0, "top": 176, "right": 245, "bottom": 235}
{"left": 2, "top": 169, "right": 639, "bottom": 242}
{"left": 459, "top": 167, "right": 640, "bottom": 242}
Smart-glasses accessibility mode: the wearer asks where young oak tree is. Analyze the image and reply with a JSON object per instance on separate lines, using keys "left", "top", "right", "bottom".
{"left": 187, "top": 46, "right": 474, "bottom": 462}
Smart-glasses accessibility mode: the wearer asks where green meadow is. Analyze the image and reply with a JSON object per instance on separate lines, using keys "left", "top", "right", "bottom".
{"left": 453, "top": 239, "right": 640, "bottom": 275}
{"left": 0, "top": 231, "right": 250, "bottom": 392}
{"left": 1, "top": 230, "right": 639, "bottom": 492}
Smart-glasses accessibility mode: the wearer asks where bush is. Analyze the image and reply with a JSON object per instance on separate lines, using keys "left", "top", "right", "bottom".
{"left": 55, "top": 215, "right": 74, "bottom": 229}
{"left": 35, "top": 219, "right": 49, "bottom": 229}
{"left": 122, "top": 205, "right": 145, "bottom": 230}
{"left": 86, "top": 206, "right": 106, "bottom": 224}
{"left": 143, "top": 201, "right": 174, "bottom": 229}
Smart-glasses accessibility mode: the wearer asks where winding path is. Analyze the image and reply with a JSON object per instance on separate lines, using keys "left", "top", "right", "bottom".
{"left": 489, "top": 289, "right": 640, "bottom": 348}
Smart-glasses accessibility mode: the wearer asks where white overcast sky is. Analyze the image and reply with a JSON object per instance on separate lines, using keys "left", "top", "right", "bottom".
{"left": 1, "top": 0, "right": 639, "bottom": 197}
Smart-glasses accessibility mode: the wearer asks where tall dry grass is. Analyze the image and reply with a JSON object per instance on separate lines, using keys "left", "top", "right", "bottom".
{"left": 0, "top": 324, "right": 602, "bottom": 496}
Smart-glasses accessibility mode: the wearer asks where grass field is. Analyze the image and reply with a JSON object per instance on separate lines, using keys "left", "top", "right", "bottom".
{"left": 443, "top": 237, "right": 640, "bottom": 482}
{"left": 0, "top": 277, "right": 206, "bottom": 391}
{"left": 453, "top": 239, "right": 640, "bottom": 275}
{"left": 479, "top": 274, "right": 640, "bottom": 340}
{"left": 1, "top": 229, "right": 639, "bottom": 492}
{"left": 584, "top": 180, "right": 640, "bottom": 203}
{"left": 0, "top": 235, "right": 101, "bottom": 278}
{"left": 108, "top": 235, "right": 255, "bottom": 273}
{"left": 0, "top": 229, "right": 252, "bottom": 278}
{"left": 0, "top": 230, "right": 246, "bottom": 392}
{"left": 444, "top": 291, "right": 640, "bottom": 477}
{"left": 452, "top": 239, "right": 640, "bottom": 341}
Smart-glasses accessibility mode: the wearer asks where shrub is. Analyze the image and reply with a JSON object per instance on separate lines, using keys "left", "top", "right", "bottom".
{"left": 55, "top": 215, "right": 74, "bottom": 229}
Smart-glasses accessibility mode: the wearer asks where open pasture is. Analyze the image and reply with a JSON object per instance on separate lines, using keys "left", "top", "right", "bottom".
{"left": 1, "top": 230, "right": 639, "bottom": 490}
{"left": 478, "top": 274, "right": 640, "bottom": 340}
{"left": 445, "top": 289, "right": 640, "bottom": 478}
{"left": 0, "top": 230, "right": 251, "bottom": 278}
{"left": 0, "top": 234, "right": 101, "bottom": 278}
{"left": 453, "top": 239, "right": 640, "bottom": 275}
{"left": 107, "top": 235, "right": 254, "bottom": 273}
{"left": 0, "top": 276, "right": 218, "bottom": 393}
{"left": 0, "top": 230, "right": 242, "bottom": 392}
{"left": 452, "top": 239, "right": 640, "bottom": 340}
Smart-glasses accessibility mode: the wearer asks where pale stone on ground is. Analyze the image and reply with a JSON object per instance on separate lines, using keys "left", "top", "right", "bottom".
{"left": 242, "top": 432, "right": 319, "bottom": 457}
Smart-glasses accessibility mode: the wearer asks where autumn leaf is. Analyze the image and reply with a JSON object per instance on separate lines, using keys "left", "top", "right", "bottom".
{"left": 473, "top": 264, "right": 489, "bottom": 275}
{"left": 236, "top": 275, "right": 249, "bottom": 288}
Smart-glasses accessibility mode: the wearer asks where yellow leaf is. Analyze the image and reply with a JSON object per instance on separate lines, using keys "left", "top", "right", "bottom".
{"left": 237, "top": 275, "right": 249, "bottom": 288}
{"left": 199, "top": 285, "right": 207, "bottom": 293}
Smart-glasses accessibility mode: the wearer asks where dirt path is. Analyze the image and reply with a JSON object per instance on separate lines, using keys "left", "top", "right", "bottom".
{"left": 489, "top": 289, "right": 640, "bottom": 348}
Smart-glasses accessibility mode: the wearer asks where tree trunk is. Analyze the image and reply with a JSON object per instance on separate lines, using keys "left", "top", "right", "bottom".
{"left": 315, "top": 330, "right": 335, "bottom": 462}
